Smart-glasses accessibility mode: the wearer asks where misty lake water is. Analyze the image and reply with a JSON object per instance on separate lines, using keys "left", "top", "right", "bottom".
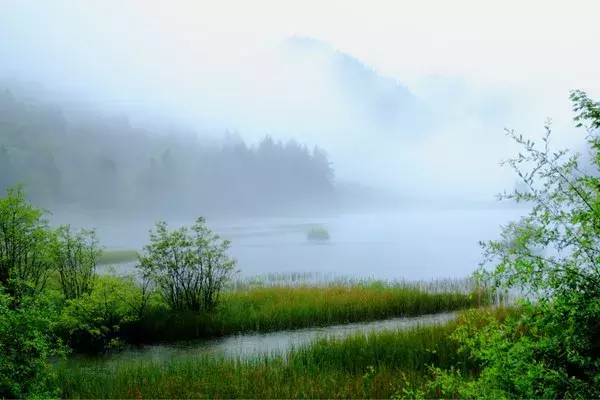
{"left": 53, "top": 207, "right": 528, "bottom": 281}
{"left": 53, "top": 207, "right": 525, "bottom": 362}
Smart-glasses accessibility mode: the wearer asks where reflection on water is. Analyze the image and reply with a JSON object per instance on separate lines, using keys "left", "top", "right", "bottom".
{"left": 89, "top": 312, "right": 458, "bottom": 364}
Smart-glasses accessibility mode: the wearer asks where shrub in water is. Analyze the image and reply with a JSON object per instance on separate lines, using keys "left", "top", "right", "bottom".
{"left": 307, "top": 227, "right": 330, "bottom": 241}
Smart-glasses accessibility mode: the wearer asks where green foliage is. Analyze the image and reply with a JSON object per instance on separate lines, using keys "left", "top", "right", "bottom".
{"left": 58, "top": 308, "right": 513, "bottom": 399}
{"left": 0, "top": 289, "right": 66, "bottom": 399}
{"left": 411, "top": 90, "right": 600, "bottom": 398}
{"left": 0, "top": 184, "right": 54, "bottom": 300}
{"left": 57, "top": 273, "right": 140, "bottom": 354}
{"left": 56, "top": 316, "right": 472, "bottom": 399}
{"left": 131, "top": 283, "right": 487, "bottom": 342}
{"left": 50, "top": 225, "right": 102, "bottom": 300}
{"left": 137, "top": 217, "right": 237, "bottom": 313}
{"left": 289, "top": 319, "right": 477, "bottom": 376}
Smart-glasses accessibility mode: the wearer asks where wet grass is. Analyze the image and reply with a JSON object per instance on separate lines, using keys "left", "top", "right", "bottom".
{"left": 58, "top": 307, "right": 516, "bottom": 399}
{"left": 124, "top": 281, "right": 496, "bottom": 343}
{"left": 218, "top": 284, "right": 486, "bottom": 331}
{"left": 225, "top": 272, "right": 499, "bottom": 294}
{"left": 57, "top": 322, "right": 461, "bottom": 398}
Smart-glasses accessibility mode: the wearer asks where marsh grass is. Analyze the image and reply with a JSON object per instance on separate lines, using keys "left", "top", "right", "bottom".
{"left": 58, "top": 356, "right": 434, "bottom": 399}
{"left": 46, "top": 264, "right": 507, "bottom": 349}
{"left": 123, "top": 282, "right": 495, "bottom": 343}
{"left": 58, "top": 307, "right": 516, "bottom": 399}
{"left": 57, "top": 324, "right": 460, "bottom": 399}
{"left": 225, "top": 272, "right": 502, "bottom": 294}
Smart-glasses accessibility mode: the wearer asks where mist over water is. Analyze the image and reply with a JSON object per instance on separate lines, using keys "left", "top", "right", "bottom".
{"left": 51, "top": 208, "right": 529, "bottom": 281}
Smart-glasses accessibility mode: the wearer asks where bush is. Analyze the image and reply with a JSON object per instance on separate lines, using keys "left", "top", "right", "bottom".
{"left": 0, "top": 289, "right": 65, "bottom": 399}
{"left": 0, "top": 184, "right": 54, "bottom": 300}
{"left": 57, "top": 273, "right": 140, "bottom": 354}
{"left": 405, "top": 91, "right": 600, "bottom": 398}
{"left": 50, "top": 225, "right": 102, "bottom": 300}
{"left": 137, "top": 217, "right": 237, "bottom": 313}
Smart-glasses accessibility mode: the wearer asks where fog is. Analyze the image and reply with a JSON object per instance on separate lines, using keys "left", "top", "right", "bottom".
{"left": 4, "top": 1, "right": 600, "bottom": 279}
{"left": 3, "top": 1, "right": 600, "bottom": 211}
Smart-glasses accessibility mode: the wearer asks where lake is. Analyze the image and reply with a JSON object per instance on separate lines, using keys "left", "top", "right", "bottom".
{"left": 52, "top": 207, "right": 529, "bottom": 281}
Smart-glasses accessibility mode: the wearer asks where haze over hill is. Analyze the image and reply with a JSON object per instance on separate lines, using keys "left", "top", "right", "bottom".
{"left": 1, "top": 0, "right": 598, "bottom": 210}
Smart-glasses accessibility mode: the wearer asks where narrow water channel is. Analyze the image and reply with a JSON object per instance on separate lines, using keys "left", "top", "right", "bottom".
{"left": 86, "top": 311, "right": 458, "bottom": 364}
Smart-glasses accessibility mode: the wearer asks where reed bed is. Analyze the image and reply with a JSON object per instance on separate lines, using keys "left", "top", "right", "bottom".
{"left": 59, "top": 307, "right": 516, "bottom": 399}
{"left": 58, "top": 356, "right": 418, "bottom": 399}
{"left": 129, "top": 282, "right": 494, "bottom": 342}
{"left": 226, "top": 272, "right": 494, "bottom": 293}
{"left": 218, "top": 284, "right": 487, "bottom": 331}
{"left": 57, "top": 322, "right": 460, "bottom": 399}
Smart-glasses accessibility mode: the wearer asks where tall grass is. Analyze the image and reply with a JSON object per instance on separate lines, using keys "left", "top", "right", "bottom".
{"left": 59, "top": 356, "right": 419, "bottom": 399}
{"left": 226, "top": 272, "right": 514, "bottom": 298}
{"left": 57, "top": 323, "right": 460, "bottom": 399}
{"left": 126, "top": 282, "right": 493, "bottom": 343}
{"left": 58, "top": 308, "right": 517, "bottom": 399}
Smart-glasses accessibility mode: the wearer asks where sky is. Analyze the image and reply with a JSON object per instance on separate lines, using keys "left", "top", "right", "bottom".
{"left": 4, "top": 0, "right": 595, "bottom": 91}
{"left": 1, "top": 0, "right": 600, "bottom": 200}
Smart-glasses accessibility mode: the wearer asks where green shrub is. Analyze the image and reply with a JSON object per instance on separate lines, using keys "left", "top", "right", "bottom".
{"left": 404, "top": 91, "right": 600, "bottom": 398}
{"left": 57, "top": 274, "right": 140, "bottom": 354}
{"left": 137, "top": 217, "right": 237, "bottom": 313}
{"left": 50, "top": 225, "right": 102, "bottom": 300}
{"left": 0, "top": 289, "right": 65, "bottom": 399}
{"left": 0, "top": 184, "right": 54, "bottom": 300}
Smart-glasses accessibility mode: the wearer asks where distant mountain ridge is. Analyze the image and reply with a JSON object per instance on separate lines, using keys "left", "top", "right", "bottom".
{"left": 279, "top": 36, "right": 432, "bottom": 139}
{"left": 0, "top": 33, "right": 521, "bottom": 200}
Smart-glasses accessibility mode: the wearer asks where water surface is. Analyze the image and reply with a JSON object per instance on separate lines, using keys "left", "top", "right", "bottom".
{"left": 53, "top": 208, "right": 528, "bottom": 281}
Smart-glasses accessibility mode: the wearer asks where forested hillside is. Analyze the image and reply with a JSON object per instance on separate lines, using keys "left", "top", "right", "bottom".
{"left": 0, "top": 88, "right": 336, "bottom": 217}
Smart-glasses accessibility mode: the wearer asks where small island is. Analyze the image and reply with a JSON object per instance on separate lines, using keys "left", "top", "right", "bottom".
{"left": 307, "top": 227, "right": 330, "bottom": 242}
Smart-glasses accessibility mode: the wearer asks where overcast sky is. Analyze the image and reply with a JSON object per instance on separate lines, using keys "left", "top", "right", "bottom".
{"left": 3, "top": 1, "right": 599, "bottom": 93}
{"left": 2, "top": 0, "right": 599, "bottom": 200}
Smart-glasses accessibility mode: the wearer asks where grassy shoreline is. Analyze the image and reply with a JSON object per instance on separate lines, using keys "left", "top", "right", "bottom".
{"left": 58, "top": 320, "right": 466, "bottom": 399}
{"left": 58, "top": 307, "right": 515, "bottom": 399}
{"left": 120, "top": 281, "right": 494, "bottom": 344}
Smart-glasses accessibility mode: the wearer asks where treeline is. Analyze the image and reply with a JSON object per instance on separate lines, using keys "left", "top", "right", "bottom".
{"left": 0, "top": 87, "right": 336, "bottom": 217}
